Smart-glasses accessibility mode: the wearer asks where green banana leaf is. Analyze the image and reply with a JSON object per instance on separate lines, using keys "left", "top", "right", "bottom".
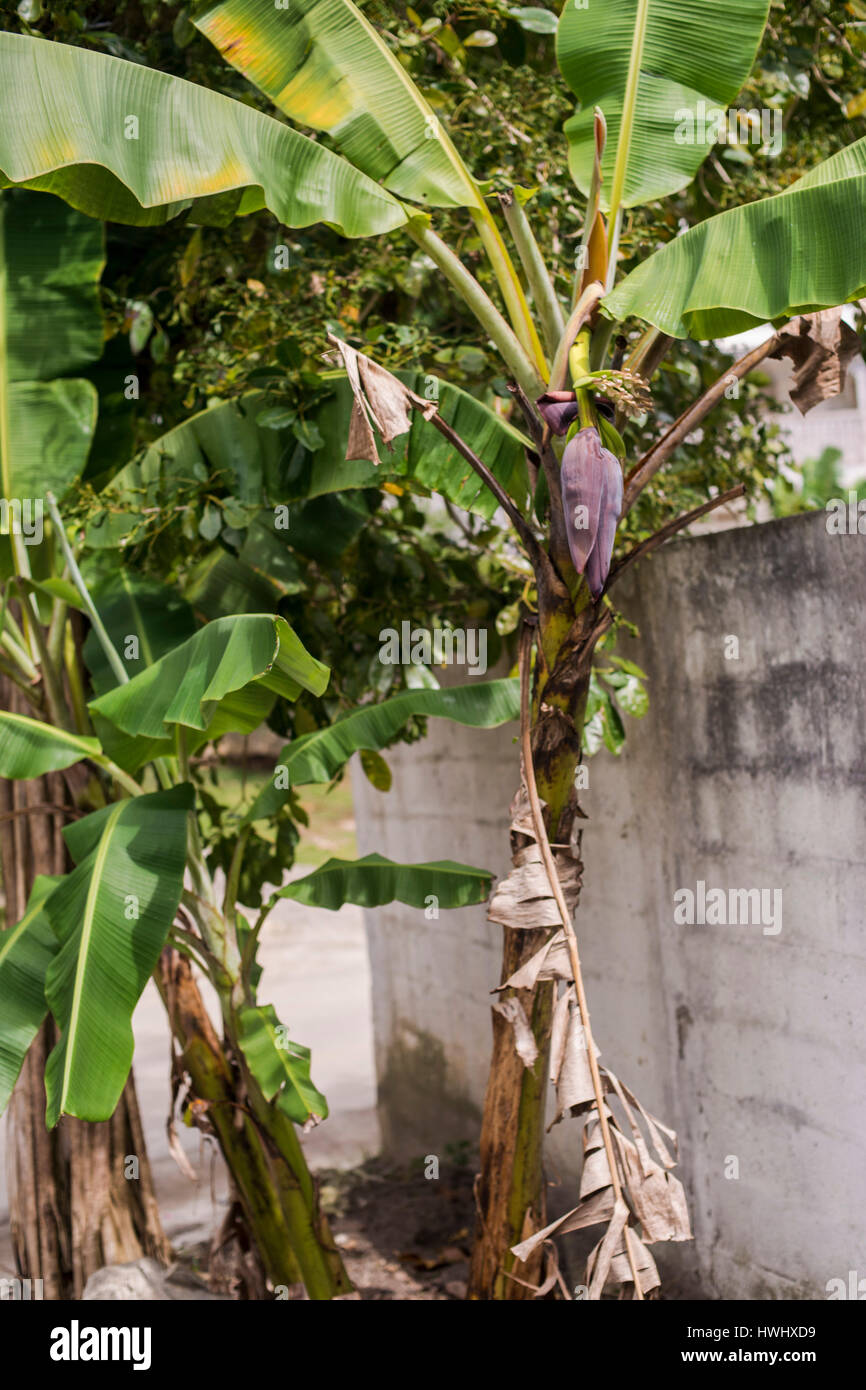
{"left": 183, "top": 547, "right": 288, "bottom": 621}
{"left": 43, "top": 786, "right": 192, "bottom": 1125}
{"left": 98, "top": 376, "right": 530, "bottom": 539}
{"left": 243, "top": 676, "right": 519, "bottom": 822}
{"left": 99, "top": 392, "right": 296, "bottom": 513}
{"left": 603, "top": 136, "right": 866, "bottom": 337}
{"left": 0, "top": 33, "right": 406, "bottom": 238}
{"left": 0, "top": 191, "right": 102, "bottom": 501}
{"left": 309, "top": 374, "right": 532, "bottom": 519}
{"left": 237, "top": 1004, "right": 328, "bottom": 1125}
{"left": 0, "top": 875, "right": 59, "bottom": 1114}
{"left": 275, "top": 852, "right": 493, "bottom": 911}
{"left": 83, "top": 573, "right": 198, "bottom": 696}
{"left": 0, "top": 710, "right": 101, "bottom": 777}
{"left": 89, "top": 613, "right": 329, "bottom": 739}
{"left": 196, "top": 0, "right": 481, "bottom": 210}
{"left": 557, "top": 0, "right": 770, "bottom": 210}
{"left": 80, "top": 573, "right": 199, "bottom": 773}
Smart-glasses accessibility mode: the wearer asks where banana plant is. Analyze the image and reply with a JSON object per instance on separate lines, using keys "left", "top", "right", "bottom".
{"left": 0, "top": 189, "right": 516, "bottom": 1299}
{"left": 1, "top": 0, "right": 865, "bottom": 1301}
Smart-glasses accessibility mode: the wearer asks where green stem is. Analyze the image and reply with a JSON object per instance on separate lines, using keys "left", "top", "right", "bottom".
{"left": 94, "top": 756, "right": 144, "bottom": 798}
{"left": 45, "top": 491, "right": 128, "bottom": 688}
{"left": 570, "top": 333, "right": 597, "bottom": 430}
{"left": 176, "top": 724, "right": 191, "bottom": 782}
{"left": 0, "top": 626, "right": 38, "bottom": 682}
{"left": 0, "top": 204, "right": 40, "bottom": 657}
{"left": 25, "top": 597, "right": 72, "bottom": 732}
{"left": 63, "top": 626, "right": 90, "bottom": 735}
{"left": 223, "top": 824, "right": 251, "bottom": 923}
{"left": 607, "top": 0, "right": 649, "bottom": 230}
{"left": 407, "top": 222, "right": 545, "bottom": 400}
{"left": 47, "top": 598, "right": 67, "bottom": 676}
{"left": 605, "top": 207, "right": 623, "bottom": 293}
{"left": 471, "top": 206, "right": 549, "bottom": 377}
{"left": 498, "top": 192, "right": 565, "bottom": 361}
{"left": 0, "top": 652, "right": 41, "bottom": 707}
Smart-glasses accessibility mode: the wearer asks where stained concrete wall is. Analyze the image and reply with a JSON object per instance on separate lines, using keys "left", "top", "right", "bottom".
{"left": 353, "top": 509, "right": 866, "bottom": 1299}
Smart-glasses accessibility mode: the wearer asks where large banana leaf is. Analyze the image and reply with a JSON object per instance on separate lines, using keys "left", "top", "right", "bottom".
{"left": 98, "top": 376, "right": 530, "bottom": 537}
{"left": 83, "top": 573, "right": 198, "bottom": 697}
{"left": 0, "top": 33, "right": 406, "bottom": 238}
{"left": 0, "top": 710, "right": 101, "bottom": 777}
{"left": 603, "top": 136, "right": 866, "bottom": 337}
{"left": 0, "top": 191, "right": 102, "bottom": 501}
{"left": 100, "top": 393, "right": 296, "bottom": 513}
{"left": 0, "top": 876, "right": 58, "bottom": 1114}
{"left": 43, "top": 786, "right": 192, "bottom": 1125}
{"left": 196, "top": 0, "right": 481, "bottom": 210}
{"left": 237, "top": 1004, "right": 328, "bottom": 1125}
{"left": 89, "top": 614, "right": 329, "bottom": 739}
{"left": 309, "top": 374, "right": 532, "bottom": 519}
{"left": 556, "top": 0, "right": 769, "bottom": 210}
{"left": 243, "top": 677, "right": 519, "bottom": 822}
{"left": 183, "top": 547, "right": 289, "bottom": 622}
{"left": 275, "top": 852, "right": 493, "bottom": 911}
{"left": 81, "top": 573, "right": 199, "bottom": 774}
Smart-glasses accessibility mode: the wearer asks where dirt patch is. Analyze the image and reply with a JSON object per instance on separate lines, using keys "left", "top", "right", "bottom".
{"left": 319, "top": 1154, "right": 477, "bottom": 1300}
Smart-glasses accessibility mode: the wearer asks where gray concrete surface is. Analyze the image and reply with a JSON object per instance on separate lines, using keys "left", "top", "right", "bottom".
{"left": 353, "top": 510, "right": 866, "bottom": 1299}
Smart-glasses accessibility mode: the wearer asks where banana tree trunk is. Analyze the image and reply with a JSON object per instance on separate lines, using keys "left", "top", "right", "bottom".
{"left": 468, "top": 590, "right": 602, "bottom": 1299}
{"left": 157, "top": 948, "right": 352, "bottom": 1299}
{"left": 0, "top": 683, "right": 169, "bottom": 1297}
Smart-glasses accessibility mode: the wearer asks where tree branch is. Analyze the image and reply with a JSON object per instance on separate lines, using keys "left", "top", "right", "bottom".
{"left": 622, "top": 335, "right": 781, "bottom": 513}
{"left": 606, "top": 483, "right": 746, "bottom": 592}
{"left": 423, "top": 407, "right": 549, "bottom": 576}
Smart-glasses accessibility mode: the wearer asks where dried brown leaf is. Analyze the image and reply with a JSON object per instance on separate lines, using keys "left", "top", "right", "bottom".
{"left": 613, "top": 1128, "right": 692, "bottom": 1243}
{"left": 492, "top": 996, "right": 539, "bottom": 1069}
{"left": 511, "top": 1187, "right": 617, "bottom": 1263}
{"left": 770, "top": 307, "right": 862, "bottom": 415}
{"left": 551, "top": 995, "right": 599, "bottom": 1123}
{"left": 496, "top": 929, "right": 572, "bottom": 991}
{"left": 326, "top": 334, "right": 434, "bottom": 464}
{"left": 605, "top": 1233, "right": 661, "bottom": 1296}
{"left": 488, "top": 843, "right": 581, "bottom": 930}
{"left": 167, "top": 1119, "right": 198, "bottom": 1183}
{"left": 585, "top": 1197, "right": 629, "bottom": 1299}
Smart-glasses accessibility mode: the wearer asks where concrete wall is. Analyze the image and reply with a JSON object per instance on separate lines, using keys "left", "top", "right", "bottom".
{"left": 353, "top": 510, "right": 866, "bottom": 1299}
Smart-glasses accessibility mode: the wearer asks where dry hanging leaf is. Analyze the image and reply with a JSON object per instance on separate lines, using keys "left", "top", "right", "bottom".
{"left": 590, "top": 1230, "right": 661, "bottom": 1297}
{"left": 496, "top": 929, "right": 573, "bottom": 991}
{"left": 585, "top": 1197, "right": 630, "bottom": 1298}
{"left": 326, "top": 333, "right": 435, "bottom": 463}
{"left": 770, "top": 307, "right": 862, "bottom": 415}
{"left": 612, "top": 1128, "right": 692, "bottom": 1244}
{"left": 492, "top": 996, "right": 539, "bottom": 1070}
{"left": 549, "top": 986, "right": 600, "bottom": 1124}
{"left": 167, "top": 1116, "right": 198, "bottom": 1183}
{"left": 511, "top": 1188, "right": 617, "bottom": 1264}
{"left": 488, "top": 842, "right": 582, "bottom": 930}
{"left": 489, "top": 784, "right": 582, "bottom": 932}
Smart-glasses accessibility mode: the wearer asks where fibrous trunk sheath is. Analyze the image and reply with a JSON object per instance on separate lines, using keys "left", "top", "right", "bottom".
{"left": 468, "top": 597, "right": 598, "bottom": 1299}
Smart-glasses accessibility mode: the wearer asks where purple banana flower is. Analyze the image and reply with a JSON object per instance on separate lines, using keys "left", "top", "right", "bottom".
{"left": 535, "top": 391, "right": 580, "bottom": 436}
{"left": 560, "top": 426, "right": 623, "bottom": 600}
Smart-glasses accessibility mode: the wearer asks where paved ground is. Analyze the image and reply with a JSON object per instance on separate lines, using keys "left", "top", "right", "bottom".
{"left": 0, "top": 882, "right": 380, "bottom": 1272}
